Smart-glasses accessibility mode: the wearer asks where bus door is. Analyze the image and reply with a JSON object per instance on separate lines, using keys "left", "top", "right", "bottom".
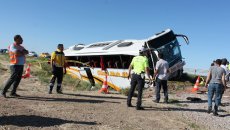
{"left": 145, "top": 42, "right": 158, "bottom": 76}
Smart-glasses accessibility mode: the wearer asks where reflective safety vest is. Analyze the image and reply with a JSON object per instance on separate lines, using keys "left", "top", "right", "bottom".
{"left": 51, "top": 50, "right": 66, "bottom": 67}
{"left": 9, "top": 51, "right": 18, "bottom": 64}
{"left": 130, "top": 56, "right": 149, "bottom": 74}
{"left": 8, "top": 43, "right": 25, "bottom": 65}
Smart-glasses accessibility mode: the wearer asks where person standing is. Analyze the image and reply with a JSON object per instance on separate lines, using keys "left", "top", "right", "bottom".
{"left": 127, "top": 47, "right": 151, "bottom": 110}
{"left": 49, "top": 44, "right": 66, "bottom": 94}
{"left": 205, "top": 59, "right": 226, "bottom": 116}
{"left": 153, "top": 53, "right": 170, "bottom": 103}
{"left": 1, "top": 35, "right": 28, "bottom": 98}
{"left": 220, "top": 58, "right": 229, "bottom": 106}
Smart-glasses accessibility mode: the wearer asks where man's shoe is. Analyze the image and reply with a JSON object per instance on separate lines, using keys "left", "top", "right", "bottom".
{"left": 10, "top": 93, "right": 21, "bottom": 97}
{"left": 153, "top": 100, "right": 159, "bottom": 103}
{"left": 213, "top": 112, "right": 219, "bottom": 116}
{"left": 207, "top": 107, "right": 212, "bottom": 114}
{"left": 136, "top": 107, "right": 144, "bottom": 110}
{"left": 127, "top": 104, "right": 133, "bottom": 107}
{"left": 57, "top": 91, "right": 63, "bottom": 94}
{"left": 0, "top": 93, "right": 6, "bottom": 98}
{"left": 213, "top": 105, "right": 219, "bottom": 116}
{"left": 219, "top": 103, "right": 225, "bottom": 107}
{"left": 164, "top": 100, "right": 168, "bottom": 104}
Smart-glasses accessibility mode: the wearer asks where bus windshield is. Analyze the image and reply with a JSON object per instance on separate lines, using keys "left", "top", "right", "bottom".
{"left": 157, "top": 40, "right": 182, "bottom": 67}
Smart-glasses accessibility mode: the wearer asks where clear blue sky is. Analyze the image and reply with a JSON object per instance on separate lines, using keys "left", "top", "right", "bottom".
{"left": 0, "top": 0, "right": 229, "bottom": 69}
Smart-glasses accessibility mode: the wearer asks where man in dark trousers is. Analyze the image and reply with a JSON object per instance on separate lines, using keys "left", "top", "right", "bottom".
{"left": 127, "top": 47, "right": 151, "bottom": 110}
{"left": 49, "top": 44, "right": 66, "bottom": 94}
{"left": 153, "top": 53, "right": 170, "bottom": 103}
{"left": 1, "top": 35, "right": 28, "bottom": 98}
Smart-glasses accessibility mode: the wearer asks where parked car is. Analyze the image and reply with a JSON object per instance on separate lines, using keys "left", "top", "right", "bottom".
{"left": 0, "top": 49, "right": 8, "bottom": 54}
{"left": 28, "top": 51, "right": 38, "bottom": 57}
{"left": 40, "top": 52, "right": 51, "bottom": 58}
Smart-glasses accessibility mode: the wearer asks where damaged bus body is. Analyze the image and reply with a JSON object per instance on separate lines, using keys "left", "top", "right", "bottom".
{"left": 64, "top": 29, "right": 189, "bottom": 91}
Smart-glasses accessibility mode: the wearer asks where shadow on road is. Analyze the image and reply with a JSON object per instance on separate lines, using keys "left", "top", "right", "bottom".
{"left": 63, "top": 93, "right": 126, "bottom": 100}
{"left": 16, "top": 96, "right": 120, "bottom": 104}
{"left": 175, "top": 100, "right": 208, "bottom": 104}
{"left": 219, "top": 114, "right": 230, "bottom": 117}
{"left": 143, "top": 106, "right": 227, "bottom": 113}
{"left": 0, "top": 115, "right": 97, "bottom": 127}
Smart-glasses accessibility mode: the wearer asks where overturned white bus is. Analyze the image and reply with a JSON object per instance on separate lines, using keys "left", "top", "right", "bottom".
{"left": 64, "top": 29, "right": 189, "bottom": 91}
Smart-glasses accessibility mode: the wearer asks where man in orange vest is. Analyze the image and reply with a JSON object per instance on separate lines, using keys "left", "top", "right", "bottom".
{"left": 1, "top": 35, "right": 28, "bottom": 98}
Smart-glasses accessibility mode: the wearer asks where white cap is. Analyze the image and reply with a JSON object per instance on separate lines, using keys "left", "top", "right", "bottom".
{"left": 139, "top": 47, "right": 150, "bottom": 52}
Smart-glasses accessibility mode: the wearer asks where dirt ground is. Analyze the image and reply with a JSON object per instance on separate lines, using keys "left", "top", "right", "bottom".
{"left": 0, "top": 66, "right": 230, "bottom": 130}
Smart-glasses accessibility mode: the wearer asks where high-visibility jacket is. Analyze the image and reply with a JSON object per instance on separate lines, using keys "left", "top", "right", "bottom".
{"left": 51, "top": 49, "right": 66, "bottom": 67}
{"left": 130, "top": 56, "right": 149, "bottom": 74}
{"left": 9, "top": 51, "right": 17, "bottom": 64}
{"left": 8, "top": 43, "right": 25, "bottom": 65}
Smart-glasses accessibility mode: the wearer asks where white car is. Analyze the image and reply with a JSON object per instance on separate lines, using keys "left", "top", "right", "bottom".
{"left": 28, "top": 51, "right": 38, "bottom": 57}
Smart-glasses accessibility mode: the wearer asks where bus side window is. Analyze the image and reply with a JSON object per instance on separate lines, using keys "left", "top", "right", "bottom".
{"left": 107, "top": 60, "right": 114, "bottom": 68}
{"left": 122, "top": 61, "right": 127, "bottom": 69}
{"left": 94, "top": 61, "right": 99, "bottom": 68}
{"left": 90, "top": 60, "right": 94, "bottom": 68}
{"left": 115, "top": 61, "right": 121, "bottom": 68}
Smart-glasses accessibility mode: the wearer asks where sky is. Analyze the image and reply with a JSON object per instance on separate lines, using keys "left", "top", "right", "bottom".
{"left": 0, "top": 0, "right": 229, "bottom": 69}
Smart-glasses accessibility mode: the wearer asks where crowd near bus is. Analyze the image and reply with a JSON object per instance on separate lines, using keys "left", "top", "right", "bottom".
{"left": 1, "top": 29, "right": 228, "bottom": 116}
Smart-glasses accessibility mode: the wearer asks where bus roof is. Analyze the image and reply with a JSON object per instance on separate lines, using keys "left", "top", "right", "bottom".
{"left": 64, "top": 29, "right": 172, "bottom": 57}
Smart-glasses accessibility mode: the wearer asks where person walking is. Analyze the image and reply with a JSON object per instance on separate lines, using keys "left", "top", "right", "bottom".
{"left": 219, "top": 58, "right": 229, "bottom": 106}
{"left": 1, "top": 35, "right": 28, "bottom": 98}
{"left": 153, "top": 53, "right": 170, "bottom": 103}
{"left": 49, "top": 44, "right": 66, "bottom": 94}
{"left": 205, "top": 59, "right": 226, "bottom": 116}
{"left": 127, "top": 47, "right": 151, "bottom": 110}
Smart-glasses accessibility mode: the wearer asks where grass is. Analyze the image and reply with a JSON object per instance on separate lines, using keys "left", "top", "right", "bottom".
{"left": 25, "top": 57, "right": 96, "bottom": 91}
{"left": 0, "top": 55, "right": 94, "bottom": 91}
{"left": 120, "top": 88, "right": 130, "bottom": 96}
{"left": 0, "top": 54, "right": 9, "bottom": 61}
{"left": 0, "top": 62, "right": 3, "bottom": 69}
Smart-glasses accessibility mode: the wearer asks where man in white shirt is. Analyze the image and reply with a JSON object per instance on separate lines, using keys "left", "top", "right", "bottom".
{"left": 153, "top": 53, "right": 169, "bottom": 103}
{"left": 220, "top": 58, "right": 229, "bottom": 81}
{"left": 220, "top": 58, "right": 229, "bottom": 106}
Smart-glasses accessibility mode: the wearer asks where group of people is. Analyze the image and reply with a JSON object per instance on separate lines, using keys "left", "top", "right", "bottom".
{"left": 0, "top": 35, "right": 170, "bottom": 111}
{"left": 127, "top": 47, "right": 169, "bottom": 110}
{"left": 205, "top": 58, "right": 229, "bottom": 116}
{"left": 127, "top": 47, "right": 229, "bottom": 116}
{"left": 1, "top": 35, "right": 228, "bottom": 116}
{"left": 1, "top": 35, "right": 66, "bottom": 98}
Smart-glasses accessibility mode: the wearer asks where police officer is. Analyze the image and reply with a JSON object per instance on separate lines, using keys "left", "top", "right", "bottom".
{"left": 49, "top": 44, "right": 66, "bottom": 94}
{"left": 127, "top": 47, "right": 151, "bottom": 110}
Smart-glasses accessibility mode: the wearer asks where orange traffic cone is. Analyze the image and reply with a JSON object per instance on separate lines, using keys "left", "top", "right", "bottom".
{"left": 22, "top": 64, "right": 31, "bottom": 79}
{"left": 192, "top": 76, "right": 200, "bottom": 92}
{"left": 99, "top": 74, "right": 109, "bottom": 94}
